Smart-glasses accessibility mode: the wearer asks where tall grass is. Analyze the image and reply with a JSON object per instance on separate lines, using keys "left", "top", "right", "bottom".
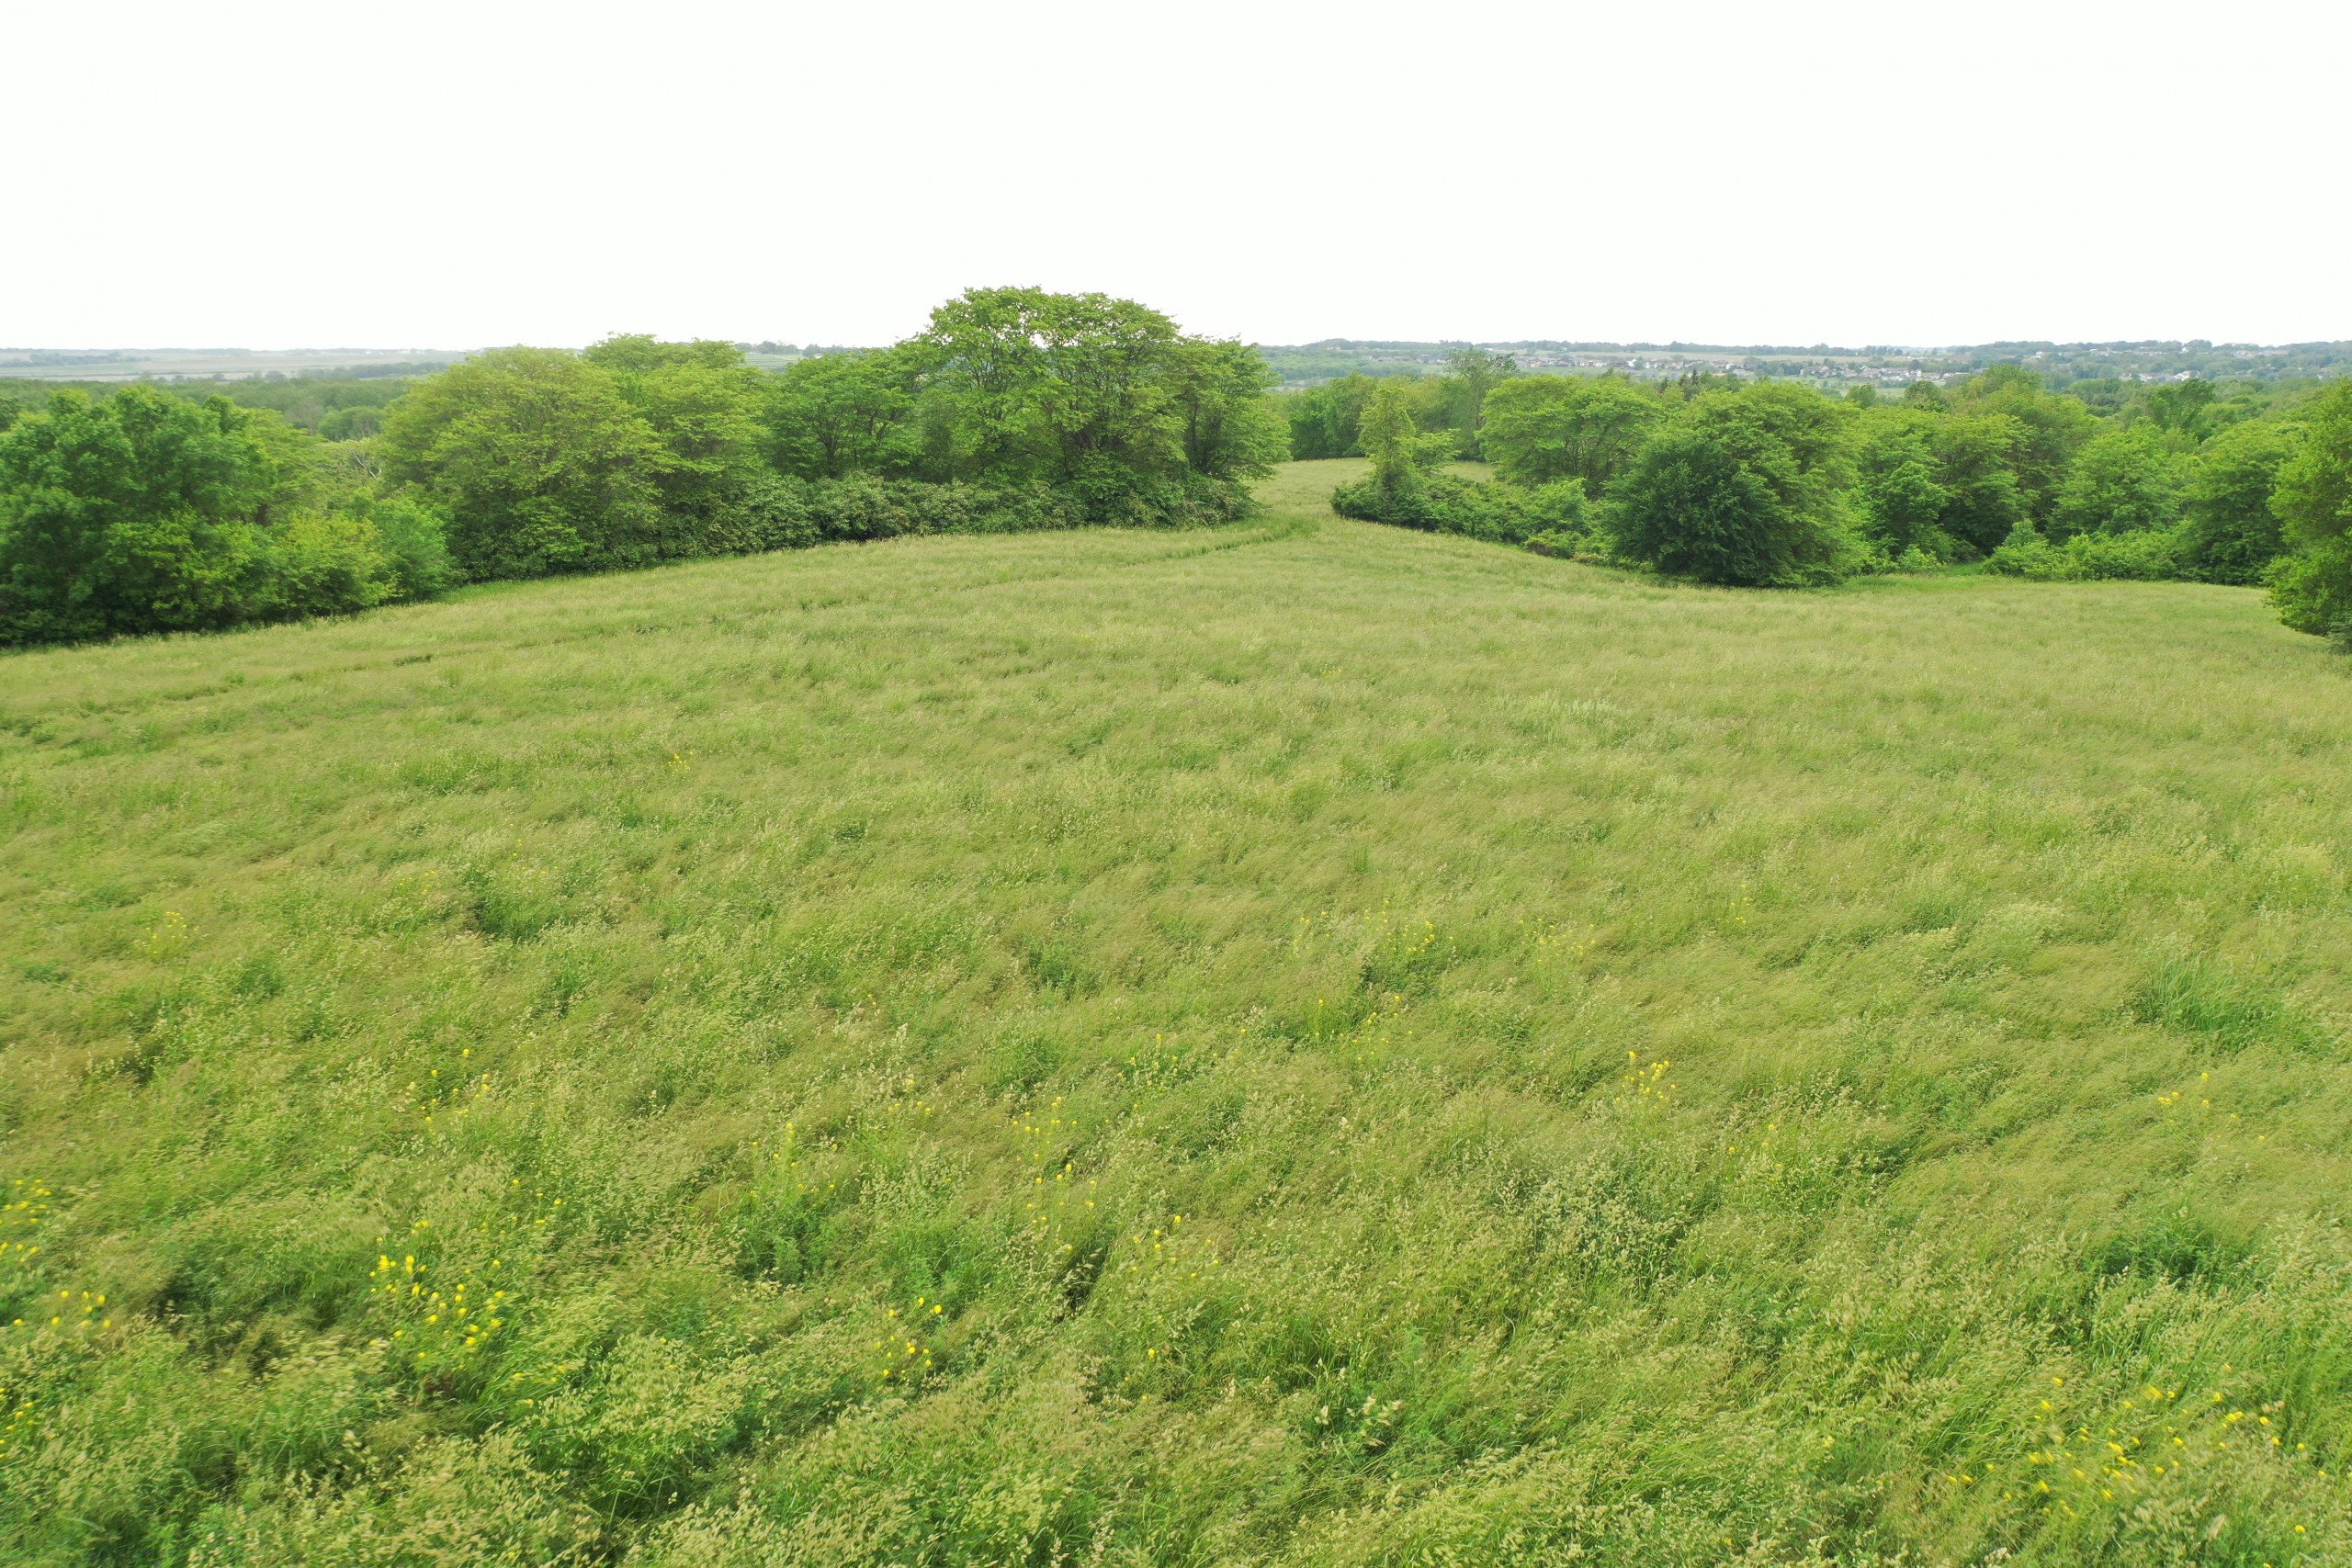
{"left": 2, "top": 461, "right": 2348, "bottom": 1565}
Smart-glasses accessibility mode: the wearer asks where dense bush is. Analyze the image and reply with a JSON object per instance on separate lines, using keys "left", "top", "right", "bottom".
{"left": 1282, "top": 372, "right": 1447, "bottom": 461}
{"left": 2179, "top": 419, "right": 2294, "bottom": 584}
{"left": 375, "top": 290, "right": 1275, "bottom": 590}
{"left": 2266, "top": 541, "right": 2352, "bottom": 641}
{"left": 1854, "top": 412, "right": 1962, "bottom": 562}
{"left": 1951, "top": 365, "right": 2100, "bottom": 525}
{"left": 1329, "top": 380, "right": 1591, "bottom": 549}
{"left": 0, "top": 389, "right": 449, "bottom": 646}
{"left": 1604, "top": 424, "right": 1855, "bottom": 586}
{"left": 1986, "top": 519, "right": 2185, "bottom": 581}
{"left": 1479, "top": 374, "right": 1664, "bottom": 491}
{"left": 379, "top": 346, "right": 691, "bottom": 581}
{"left": 1307, "top": 360, "right": 2347, "bottom": 630}
{"left": 2268, "top": 381, "right": 2352, "bottom": 637}
{"left": 2051, "top": 424, "right": 2188, "bottom": 539}
{"left": 1331, "top": 470, "right": 1587, "bottom": 546}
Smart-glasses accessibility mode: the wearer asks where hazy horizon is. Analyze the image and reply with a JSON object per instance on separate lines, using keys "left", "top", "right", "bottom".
{"left": 10, "top": 333, "right": 2352, "bottom": 357}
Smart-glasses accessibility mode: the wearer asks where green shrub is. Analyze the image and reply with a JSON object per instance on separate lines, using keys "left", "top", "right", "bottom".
{"left": 0, "top": 389, "right": 278, "bottom": 644}
{"left": 2268, "top": 382, "right": 2352, "bottom": 637}
{"left": 2267, "top": 538, "right": 2352, "bottom": 639}
{"left": 1330, "top": 472, "right": 1587, "bottom": 549}
{"left": 1603, "top": 425, "right": 1855, "bottom": 585}
{"left": 345, "top": 494, "right": 458, "bottom": 599}
{"left": 2051, "top": 424, "right": 2188, "bottom": 539}
{"left": 1986, "top": 519, "right": 2185, "bottom": 581}
{"left": 2180, "top": 419, "right": 2296, "bottom": 584}
{"left": 0, "top": 390, "right": 456, "bottom": 646}
{"left": 261, "top": 512, "right": 398, "bottom": 620}
{"left": 1479, "top": 375, "right": 1662, "bottom": 492}
{"left": 1855, "top": 412, "right": 1964, "bottom": 562}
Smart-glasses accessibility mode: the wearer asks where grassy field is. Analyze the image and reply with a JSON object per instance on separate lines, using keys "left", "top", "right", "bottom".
{"left": 3, "top": 460, "right": 2349, "bottom": 1565}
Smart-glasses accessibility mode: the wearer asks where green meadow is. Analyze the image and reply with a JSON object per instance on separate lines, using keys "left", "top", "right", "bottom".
{"left": 3, "top": 460, "right": 2349, "bottom": 1565}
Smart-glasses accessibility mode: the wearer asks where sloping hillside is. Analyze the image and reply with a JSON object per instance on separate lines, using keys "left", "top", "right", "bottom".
{"left": 3, "top": 464, "right": 2348, "bottom": 1566}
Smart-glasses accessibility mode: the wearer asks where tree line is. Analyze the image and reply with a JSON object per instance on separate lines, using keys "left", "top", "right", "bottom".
{"left": 5, "top": 303, "right": 2346, "bottom": 649}
{"left": 0, "top": 288, "right": 1283, "bottom": 647}
{"left": 1306, "top": 355, "right": 2352, "bottom": 639}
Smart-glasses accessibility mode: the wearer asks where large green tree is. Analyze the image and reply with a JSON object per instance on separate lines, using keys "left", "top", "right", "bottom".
{"left": 582, "top": 335, "right": 772, "bottom": 529}
{"left": 919, "top": 287, "right": 1184, "bottom": 490}
{"left": 1167, "top": 339, "right": 1287, "bottom": 480}
{"left": 1685, "top": 380, "right": 1859, "bottom": 537}
{"left": 2268, "top": 380, "right": 2352, "bottom": 636}
{"left": 1954, "top": 367, "right": 2098, "bottom": 524}
{"left": 0, "top": 387, "right": 430, "bottom": 645}
{"left": 1479, "top": 376, "right": 1664, "bottom": 493}
{"left": 1439, "top": 347, "right": 1520, "bottom": 457}
{"left": 1605, "top": 424, "right": 1832, "bottom": 585}
{"left": 1853, "top": 412, "right": 1956, "bottom": 559}
{"left": 379, "top": 348, "right": 669, "bottom": 580}
{"left": 0, "top": 388, "right": 281, "bottom": 643}
{"left": 2050, "top": 424, "right": 2187, "bottom": 538}
{"left": 1283, "top": 374, "right": 1384, "bottom": 460}
{"left": 1927, "top": 412, "right": 2027, "bottom": 556}
{"left": 1357, "top": 380, "right": 1427, "bottom": 506}
{"left": 764, "top": 350, "right": 922, "bottom": 480}
{"left": 2180, "top": 418, "right": 2296, "bottom": 584}
{"left": 910, "top": 287, "right": 1275, "bottom": 520}
{"left": 2142, "top": 378, "right": 2221, "bottom": 440}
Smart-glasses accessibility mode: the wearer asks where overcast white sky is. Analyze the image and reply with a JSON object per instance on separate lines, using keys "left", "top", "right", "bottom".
{"left": 8, "top": 1, "right": 2346, "bottom": 350}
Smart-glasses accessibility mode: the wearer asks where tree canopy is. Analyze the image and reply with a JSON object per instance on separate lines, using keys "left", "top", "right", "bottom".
{"left": 1479, "top": 376, "right": 1664, "bottom": 493}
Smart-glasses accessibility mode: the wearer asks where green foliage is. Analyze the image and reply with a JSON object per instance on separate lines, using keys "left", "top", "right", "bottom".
{"left": 1438, "top": 347, "right": 1519, "bottom": 458}
{"left": 1605, "top": 425, "right": 1824, "bottom": 584}
{"left": 2274, "top": 382, "right": 2352, "bottom": 547}
{"left": 1927, "top": 412, "right": 2028, "bottom": 556}
{"left": 379, "top": 347, "right": 670, "bottom": 580}
{"left": 764, "top": 350, "right": 923, "bottom": 480}
{"left": 2142, "top": 378, "right": 2222, "bottom": 441}
{"left": 1902, "top": 378, "right": 1951, "bottom": 411}
{"left": 1986, "top": 519, "right": 2184, "bottom": 581}
{"left": 1280, "top": 373, "right": 1389, "bottom": 460}
{"left": 2267, "top": 381, "right": 2352, "bottom": 637}
{"left": 1602, "top": 383, "right": 1862, "bottom": 585}
{"left": 2180, "top": 419, "right": 2296, "bottom": 584}
{"left": 581, "top": 334, "right": 775, "bottom": 536}
{"left": 1168, "top": 339, "right": 1289, "bottom": 481}
{"left": 1854, "top": 412, "right": 1958, "bottom": 561}
{"left": 2267, "top": 539, "right": 2352, "bottom": 641}
{"left": 1355, "top": 381, "right": 1422, "bottom": 498}
{"left": 167, "top": 372, "right": 423, "bottom": 434}
{"left": 316, "top": 405, "right": 383, "bottom": 441}
{"left": 0, "top": 388, "right": 447, "bottom": 646}
{"left": 0, "top": 290, "right": 1278, "bottom": 649}
{"left": 1687, "top": 381, "right": 1859, "bottom": 523}
{"left": 1321, "top": 359, "right": 2328, "bottom": 632}
{"left": 341, "top": 493, "right": 459, "bottom": 601}
{"left": 917, "top": 286, "right": 1190, "bottom": 495}
{"left": 2052, "top": 424, "right": 2188, "bottom": 539}
{"left": 1332, "top": 468, "right": 1588, "bottom": 547}
{"left": 1478, "top": 375, "right": 1664, "bottom": 493}
{"left": 6, "top": 467, "right": 2351, "bottom": 1562}
{"left": 1954, "top": 367, "right": 2099, "bottom": 524}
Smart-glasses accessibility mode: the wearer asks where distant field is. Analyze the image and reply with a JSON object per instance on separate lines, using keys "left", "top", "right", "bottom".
{"left": 0, "top": 349, "right": 459, "bottom": 382}
{"left": 3, "top": 463, "right": 2348, "bottom": 1565}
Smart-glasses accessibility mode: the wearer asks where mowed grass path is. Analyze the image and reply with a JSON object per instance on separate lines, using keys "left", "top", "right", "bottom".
{"left": 3, "top": 461, "right": 2349, "bottom": 1565}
